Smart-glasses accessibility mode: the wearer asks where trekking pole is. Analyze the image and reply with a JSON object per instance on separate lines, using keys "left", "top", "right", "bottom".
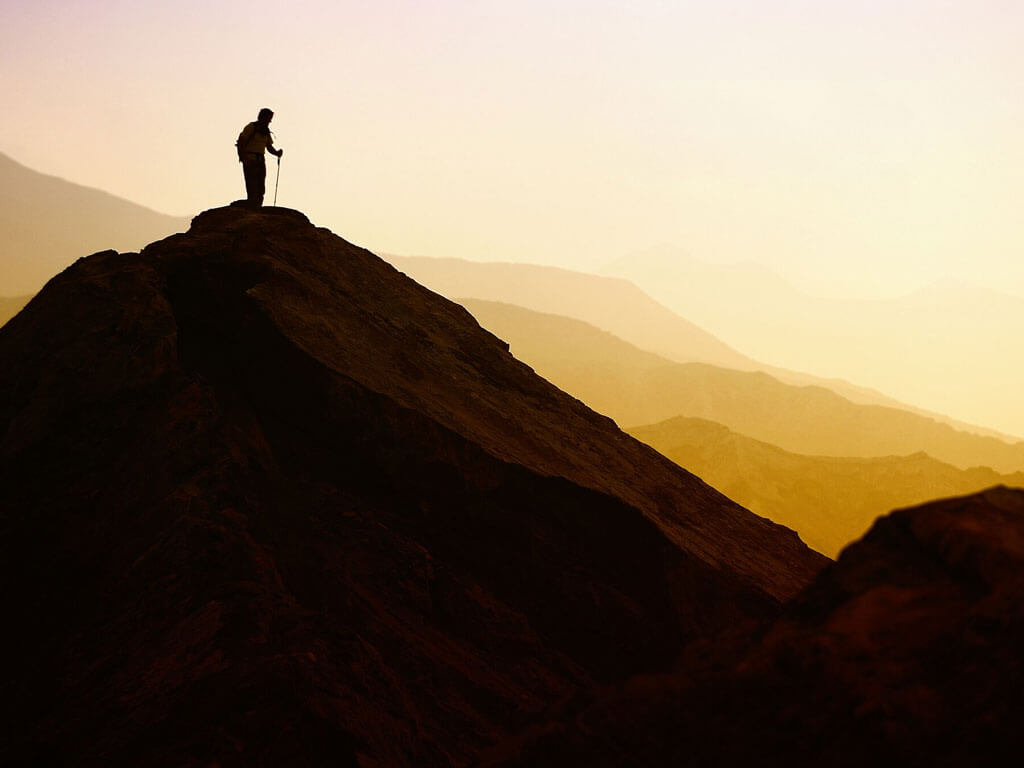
{"left": 273, "top": 155, "right": 281, "bottom": 206}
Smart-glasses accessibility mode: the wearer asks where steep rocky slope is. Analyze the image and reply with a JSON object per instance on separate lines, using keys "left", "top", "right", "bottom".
{"left": 0, "top": 206, "right": 824, "bottom": 766}
{"left": 491, "top": 487, "right": 1024, "bottom": 767}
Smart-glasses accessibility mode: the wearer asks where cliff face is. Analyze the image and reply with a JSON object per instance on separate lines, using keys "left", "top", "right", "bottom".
{"left": 491, "top": 487, "right": 1024, "bottom": 767}
{"left": 0, "top": 206, "right": 825, "bottom": 766}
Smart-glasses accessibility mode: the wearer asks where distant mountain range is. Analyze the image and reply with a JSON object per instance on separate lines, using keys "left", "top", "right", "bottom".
{"left": 603, "top": 245, "right": 1024, "bottom": 439}
{"left": 387, "top": 255, "right": 756, "bottom": 369}
{"left": 0, "top": 151, "right": 188, "bottom": 295}
{"left": 390, "top": 254, "right": 1016, "bottom": 442}
{"left": 461, "top": 299, "right": 1024, "bottom": 474}
{"left": 629, "top": 416, "right": 1024, "bottom": 557}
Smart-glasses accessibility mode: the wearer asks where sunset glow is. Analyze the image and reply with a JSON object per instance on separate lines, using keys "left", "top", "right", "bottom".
{"left": 3, "top": 0, "right": 1023, "bottom": 433}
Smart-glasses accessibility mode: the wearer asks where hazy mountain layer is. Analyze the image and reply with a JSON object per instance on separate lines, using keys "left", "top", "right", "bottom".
{"left": 0, "top": 151, "right": 188, "bottom": 295}
{"left": 630, "top": 416, "right": 1024, "bottom": 557}
{"left": 388, "top": 254, "right": 755, "bottom": 368}
{"left": 604, "top": 246, "right": 1024, "bottom": 439}
{"left": 462, "top": 299, "right": 1024, "bottom": 473}
{"left": 390, "top": 254, "right": 1010, "bottom": 438}
{"left": 0, "top": 206, "right": 824, "bottom": 765}
{"left": 490, "top": 487, "right": 1024, "bottom": 767}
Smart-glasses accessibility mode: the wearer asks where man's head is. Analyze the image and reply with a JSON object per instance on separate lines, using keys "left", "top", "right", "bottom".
{"left": 258, "top": 108, "right": 274, "bottom": 123}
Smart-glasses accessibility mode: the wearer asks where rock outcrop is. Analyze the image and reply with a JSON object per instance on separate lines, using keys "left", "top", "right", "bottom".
{"left": 491, "top": 487, "right": 1024, "bottom": 767}
{"left": 0, "top": 206, "right": 825, "bottom": 766}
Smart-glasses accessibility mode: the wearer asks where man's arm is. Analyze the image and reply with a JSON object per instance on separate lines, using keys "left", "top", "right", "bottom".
{"left": 267, "top": 140, "right": 283, "bottom": 158}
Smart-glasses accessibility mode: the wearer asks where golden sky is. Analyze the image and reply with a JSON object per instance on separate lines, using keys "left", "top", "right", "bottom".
{"left": 4, "top": 0, "right": 1022, "bottom": 294}
{"left": 3, "top": 0, "right": 1023, "bottom": 433}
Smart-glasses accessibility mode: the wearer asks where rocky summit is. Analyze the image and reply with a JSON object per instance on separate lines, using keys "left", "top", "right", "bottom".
{"left": 0, "top": 206, "right": 825, "bottom": 766}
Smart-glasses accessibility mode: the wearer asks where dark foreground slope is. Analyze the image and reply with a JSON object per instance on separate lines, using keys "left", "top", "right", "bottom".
{"left": 492, "top": 487, "right": 1024, "bottom": 767}
{"left": 0, "top": 207, "right": 824, "bottom": 766}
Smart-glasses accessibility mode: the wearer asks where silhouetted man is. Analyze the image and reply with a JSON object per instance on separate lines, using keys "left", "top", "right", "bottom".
{"left": 236, "top": 108, "right": 283, "bottom": 208}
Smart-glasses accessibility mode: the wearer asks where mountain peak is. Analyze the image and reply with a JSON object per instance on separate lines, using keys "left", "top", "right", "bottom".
{"left": 194, "top": 201, "right": 312, "bottom": 227}
{"left": 0, "top": 206, "right": 825, "bottom": 765}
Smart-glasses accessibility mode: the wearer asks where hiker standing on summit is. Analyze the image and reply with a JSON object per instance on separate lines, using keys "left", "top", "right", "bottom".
{"left": 236, "top": 108, "right": 283, "bottom": 208}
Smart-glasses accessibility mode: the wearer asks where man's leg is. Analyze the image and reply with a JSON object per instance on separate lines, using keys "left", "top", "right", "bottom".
{"left": 243, "top": 157, "right": 266, "bottom": 207}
